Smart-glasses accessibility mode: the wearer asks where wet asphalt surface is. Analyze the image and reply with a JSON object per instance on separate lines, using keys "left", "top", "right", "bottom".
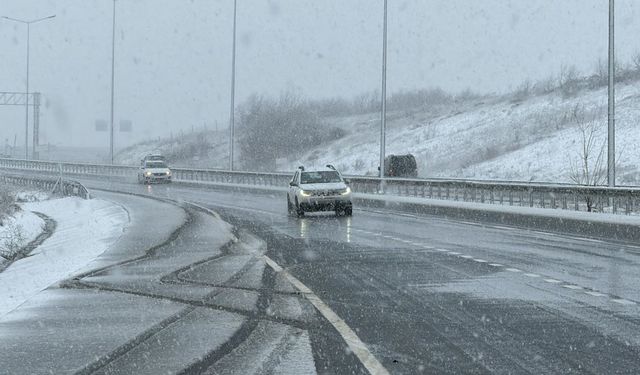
{"left": 3, "top": 176, "right": 640, "bottom": 374}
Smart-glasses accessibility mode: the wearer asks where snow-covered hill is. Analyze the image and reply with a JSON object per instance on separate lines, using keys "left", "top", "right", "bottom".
{"left": 116, "top": 82, "right": 640, "bottom": 185}
{"left": 283, "top": 83, "right": 640, "bottom": 185}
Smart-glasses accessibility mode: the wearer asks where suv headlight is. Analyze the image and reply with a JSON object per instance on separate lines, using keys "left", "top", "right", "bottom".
{"left": 300, "top": 190, "right": 312, "bottom": 197}
{"left": 166, "top": 170, "right": 172, "bottom": 176}
{"left": 145, "top": 171, "right": 152, "bottom": 176}
{"left": 340, "top": 187, "right": 352, "bottom": 195}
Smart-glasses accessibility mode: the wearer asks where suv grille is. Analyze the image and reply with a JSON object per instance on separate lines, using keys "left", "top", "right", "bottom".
{"left": 312, "top": 190, "right": 341, "bottom": 196}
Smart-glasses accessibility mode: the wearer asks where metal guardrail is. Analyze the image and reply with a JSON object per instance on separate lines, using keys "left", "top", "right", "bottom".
{"left": 0, "top": 157, "right": 639, "bottom": 215}
{"left": 0, "top": 172, "right": 90, "bottom": 200}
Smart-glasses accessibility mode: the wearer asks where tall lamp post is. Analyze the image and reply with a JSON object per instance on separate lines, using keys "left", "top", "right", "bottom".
{"left": 607, "top": 0, "right": 615, "bottom": 187}
{"left": 379, "top": 0, "right": 388, "bottom": 191}
{"left": 229, "top": 0, "right": 238, "bottom": 171}
{"left": 110, "top": 0, "right": 117, "bottom": 164}
{"left": 2, "top": 14, "right": 56, "bottom": 160}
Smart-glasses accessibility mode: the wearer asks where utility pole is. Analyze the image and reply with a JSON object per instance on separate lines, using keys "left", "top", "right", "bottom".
{"left": 378, "top": 0, "right": 388, "bottom": 192}
{"left": 607, "top": 0, "right": 615, "bottom": 187}
{"left": 229, "top": 0, "right": 238, "bottom": 171}
{"left": 109, "top": 0, "right": 117, "bottom": 164}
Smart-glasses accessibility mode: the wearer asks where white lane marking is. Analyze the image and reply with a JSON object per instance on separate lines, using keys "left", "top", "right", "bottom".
{"left": 524, "top": 273, "right": 540, "bottom": 278}
{"left": 435, "top": 248, "right": 448, "bottom": 252}
{"left": 473, "top": 259, "right": 488, "bottom": 263}
{"left": 449, "top": 252, "right": 461, "bottom": 255}
{"left": 489, "top": 263, "right": 504, "bottom": 267}
{"left": 544, "top": 278, "right": 561, "bottom": 283}
{"left": 611, "top": 298, "right": 636, "bottom": 306}
{"left": 585, "top": 291, "right": 607, "bottom": 297}
{"left": 460, "top": 255, "right": 473, "bottom": 259}
{"left": 563, "top": 285, "right": 583, "bottom": 290}
{"left": 263, "top": 256, "right": 390, "bottom": 375}
{"left": 382, "top": 235, "right": 393, "bottom": 239}
{"left": 505, "top": 268, "right": 522, "bottom": 272}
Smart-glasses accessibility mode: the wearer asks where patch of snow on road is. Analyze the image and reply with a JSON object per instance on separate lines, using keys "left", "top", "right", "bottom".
{"left": 0, "top": 197, "right": 129, "bottom": 318}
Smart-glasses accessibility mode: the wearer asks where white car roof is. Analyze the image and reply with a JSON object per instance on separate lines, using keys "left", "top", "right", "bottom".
{"left": 300, "top": 167, "right": 339, "bottom": 173}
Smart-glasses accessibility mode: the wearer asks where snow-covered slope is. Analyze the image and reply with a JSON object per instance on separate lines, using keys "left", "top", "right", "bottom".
{"left": 116, "top": 82, "right": 640, "bottom": 185}
{"left": 284, "top": 83, "right": 640, "bottom": 185}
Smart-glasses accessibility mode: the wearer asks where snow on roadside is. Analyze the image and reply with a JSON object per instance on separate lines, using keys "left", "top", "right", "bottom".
{"left": 0, "top": 197, "right": 129, "bottom": 318}
{"left": 0, "top": 210, "right": 44, "bottom": 262}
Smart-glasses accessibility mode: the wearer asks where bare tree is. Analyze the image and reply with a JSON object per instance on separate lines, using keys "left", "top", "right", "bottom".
{"left": 632, "top": 51, "right": 640, "bottom": 77}
{"left": 567, "top": 105, "right": 606, "bottom": 211}
{"left": 558, "top": 64, "right": 580, "bottom": 98}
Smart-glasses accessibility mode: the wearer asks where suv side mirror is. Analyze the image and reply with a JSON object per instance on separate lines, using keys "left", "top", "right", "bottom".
{"left": 289, "top": 181, "right": 296, "bottom": 187}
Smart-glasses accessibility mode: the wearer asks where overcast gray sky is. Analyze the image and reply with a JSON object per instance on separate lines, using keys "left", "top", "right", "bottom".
{"left": 1, "top": 0, "right": 639, "bottom": 148}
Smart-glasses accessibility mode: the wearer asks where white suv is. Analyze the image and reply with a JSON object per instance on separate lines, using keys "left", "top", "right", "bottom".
{"left": 287, "top": 165, "right": 353, "bottom": 216}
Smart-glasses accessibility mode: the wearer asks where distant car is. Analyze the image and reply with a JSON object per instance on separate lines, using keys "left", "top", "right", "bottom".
{"left": 287, "top": 165, "right": 353, "bottom": 217}
{"left": 138, "top": 160, "right": 172, "bottom": 184}
{"left": 384, "top": 154, "right": 418, "bottom": 177}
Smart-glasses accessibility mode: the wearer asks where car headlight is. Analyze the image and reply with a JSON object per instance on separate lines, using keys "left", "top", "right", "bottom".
{"left": 300, "top": 190, "right": 312, "bottom": 197}
{"left": 341, "top": 187, "right": 352, "bottom": 195}
{"left": 145, "top": 171, "right": 152, "bottom": 176}
{"left": 166, "top": 171, "right": 171, "bottom": 176}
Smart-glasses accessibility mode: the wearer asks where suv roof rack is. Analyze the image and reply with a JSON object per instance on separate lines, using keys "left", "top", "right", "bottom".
{"left": 325, "top": 164, "right": 336, "bottom": 170}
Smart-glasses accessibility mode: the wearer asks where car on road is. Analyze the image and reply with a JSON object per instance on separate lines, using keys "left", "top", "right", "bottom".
{"left": 287, "top": 165, "right": 352, "bottom": 216}
{"left": 383, "top": 154, "right": 418, "bottom": 177}
{"left": 138, "top": 159, "right": 172, "bottom": 184}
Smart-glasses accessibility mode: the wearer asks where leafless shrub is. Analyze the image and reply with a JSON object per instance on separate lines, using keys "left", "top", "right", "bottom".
{"left": 0, "top": 188, "right": 18, "bottom": 227}
{"left": 237, "top": 91, "right": 347, "bottom": 171}
{"left": 567, "top": 105, "right": 607, "bottom": 211}
{"left": 0, "top": 224, "right": 26, "bottom": 260}
{"left": 558, "top": 64, "right": 581, "bottom": 98}
{"left": 512, "top": 79, "right": 532, "bottom": 102}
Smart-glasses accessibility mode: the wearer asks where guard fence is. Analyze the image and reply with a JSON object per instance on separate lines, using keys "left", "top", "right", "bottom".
{"left": 0, "top": 157, "right": 639, "bottom": 215}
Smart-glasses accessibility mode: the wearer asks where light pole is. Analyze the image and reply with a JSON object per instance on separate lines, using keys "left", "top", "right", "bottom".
{"left": 229, "top": 0, "right": 238, "bottom": 171}
{"left": 110, "top": 0, "right": 117, "bottom": 164}
{"left": 607, "top": 0, "right": 615, "bottom": 187}
{"left": 2, "top": 14, "right": 55, "bottom": 160}
{"left": 379, "top": 0, "right": 388, "bottom": 191}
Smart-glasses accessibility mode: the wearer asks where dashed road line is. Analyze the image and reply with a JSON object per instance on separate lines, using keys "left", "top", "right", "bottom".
{"left": 368, "top": 233, "right": 639, "bottom": 309}
{"left": 611, "top": 298, "right": 636, "bottom": 306}
{"left": 585, "top": 291, "right": 607, "bottom": 297}
{"left": 562, "top": 285, "right": 583, "bottom": 290}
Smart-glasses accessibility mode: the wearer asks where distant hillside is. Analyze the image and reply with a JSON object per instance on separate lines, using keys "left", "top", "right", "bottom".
{"left": 116, "top": 79, "right": 640, "bottom": 186}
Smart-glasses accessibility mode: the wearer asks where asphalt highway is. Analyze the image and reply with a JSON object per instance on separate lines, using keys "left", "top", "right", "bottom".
{"left": 3, "top": 176, "right": 640, "bottom": 374}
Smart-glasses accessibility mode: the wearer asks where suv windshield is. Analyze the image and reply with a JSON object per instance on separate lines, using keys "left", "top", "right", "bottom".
{"left": 145, "top": 161, "right": 167, "bottom": 169}
{"left": 301, "top": 171, "right": 341, "bottom": 184}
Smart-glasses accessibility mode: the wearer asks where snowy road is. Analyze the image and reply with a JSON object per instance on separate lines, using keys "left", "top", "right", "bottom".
{"left": 3, "top": 176, "right": 640, "bottom": 374}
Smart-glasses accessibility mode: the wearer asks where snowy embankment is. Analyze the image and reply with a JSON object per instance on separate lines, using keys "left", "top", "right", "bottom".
{"left": 114, "top": 79, "right": 640, "bottom": 186}
{"left": 0, "top": 210, "right": 45, "bottom": 265}
{"left": 0, "top": 197, "right": 129, "bottom": 318}
{"left": 285, "top": 82, "right": 640, "bottom": 185}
